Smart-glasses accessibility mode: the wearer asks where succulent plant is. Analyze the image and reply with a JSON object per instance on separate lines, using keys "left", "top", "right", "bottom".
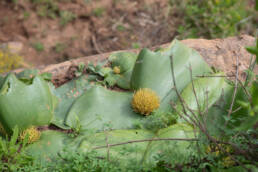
{"left": 20, "top": 126, "right": 41, "bottom": 144}
{"left": 12, "top": 39, "right": 227, "bottom": 168}
{"left": 109, "top": 52, "right": 137, "bottom": 73}
{"left": 113, "top": 66, "right": 121, "bottom": 74}
{"left": 131, "top": 88, "right": 160, "bottom": 115}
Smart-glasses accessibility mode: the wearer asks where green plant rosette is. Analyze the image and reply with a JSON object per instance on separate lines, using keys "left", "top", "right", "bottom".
{"left": 103, "top": 52, "right": 138, "bottom": 89}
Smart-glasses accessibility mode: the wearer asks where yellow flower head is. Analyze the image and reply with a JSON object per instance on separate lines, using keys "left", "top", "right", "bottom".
{"left": 113, "top": 66, "right": 121, "bottom": 74}
{"left": 131, "top": 88, "right": 160, "bottom": 115}
{"left": 20, "top": 126, "right": 41, "bottom": 144}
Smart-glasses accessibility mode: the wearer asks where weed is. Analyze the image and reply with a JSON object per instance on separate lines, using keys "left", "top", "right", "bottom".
{"left": 69, "top": 115, "right": 82, "bottom": 138}
{"left": 54, "top": 43, "right": 67, "bottom": 53}
{"left": 75, "top": 62, "right": 86, "bottom": 77}
{"left": 132, "top": 42, "right": 141, "bottom": 49}
{"left": 133, "top": 111, "right": 177, "bottom": 133}
{"left": 23, "top": 11, "right": 30, "bottom": 20}
{"left": 32, "top": 42, "right": 44, "bottom": 52}
{"left": 171, "top": 0, "right": 257, "bottom": 38}
{"left": 11, "top": 0, "right": 18, "bottom": 4}
{"left": 116, "top": 24, "right": 126, "bottom": 31}
{"left": 0, "top": 126, "right": 34, "bottom": 171}
{"left": 59, "top": 11, "right": 76, "bottom": 26}
{"left": 31, "top": 0, "right": 59, "bottom": 19}
{"left": 93, "top": 7, "right": 105, "bottom": 17}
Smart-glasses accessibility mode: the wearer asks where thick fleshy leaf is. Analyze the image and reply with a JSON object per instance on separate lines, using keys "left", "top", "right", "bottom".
{"left": 116, "top": 69, "right": 134, "bottom": 89}
{"left": 65, "top": 86, "right": 140, "bottom": 130}
{"left": 25, "top": 131, "right": 73, "bottom": 164}
{"left": 16, "top": 69, "right": 52, "bottom": 84}
{"left": 131, "top": 40, "right": 211, "bottom": 111}
{"left": 79, "top": 129, "right": 154, "bottom": 165}
{"left": 52, "top": 75, "right": 92, "bottom": 129}
{"left": 176, "top": 72, "right": 226, "bottom": 121}
{"left": 203, "top": 82, "right": 233, "bottom": 136}
{"left": 145, "top": 124, "right": 195, "bottom": 165}
{"left": 109, "top": 52, "right": 137, "bottom": 73}
{"left": 78, "top": 124, "right": 195, "bottom": 166}
{"left": 0, "top": 74, "right": 58, "bottom": 134}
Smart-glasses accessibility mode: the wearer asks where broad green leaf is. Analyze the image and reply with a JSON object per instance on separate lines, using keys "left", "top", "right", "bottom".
{"left": 15, "top": 69, "right": 39, "bottom": 80}
{"left": 25, "top": 130, "right": 73, "bottom": 164}
{"left": 78, "top": 124, "right": 195, "bottom": 166}
{"left": 52, "top": 75, "right": 92, "bottom": 129}
{"left": 16, "top": 69, "right": 52, "bottom": 83}
{"left": 65, "top": 86, "right": 140, "bottom": 130}
{"left": 176, "top": 72, "right": 226, "bottom": 121}
{"left": 145, "top": 124, "right": 195, "bottom": 165}
{"left": 79, "top": 129, "right": 154, "bottom": 165}
{"left": 0, "top": 74, "right": 58, "bottom": 134}
{"left": 116, "top": 69, "right": 134, "bottom": 89}
{"left": 131, "top": 40, "right": 211, "bottom": 111}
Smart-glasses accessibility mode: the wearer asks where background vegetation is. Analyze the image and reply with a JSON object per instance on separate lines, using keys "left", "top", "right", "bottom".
{"left": 0, "top": 0, "right": 257, "bottom": 73}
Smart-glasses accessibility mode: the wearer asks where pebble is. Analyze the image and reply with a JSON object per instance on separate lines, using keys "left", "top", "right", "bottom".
{"left": 0, "top": 42, "right": 23, "bottom": 54}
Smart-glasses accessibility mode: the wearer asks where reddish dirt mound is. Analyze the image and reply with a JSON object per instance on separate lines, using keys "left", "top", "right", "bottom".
{"left": 0, "top": 0, "right": 177, "bottom": 66}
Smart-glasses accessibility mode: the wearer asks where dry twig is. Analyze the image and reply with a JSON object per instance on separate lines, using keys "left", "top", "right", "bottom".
{"left": 226, "top": 51, "right": 239, "bottom": 126}
{"left": 93, "top": 138, "right": 198, "bottom": 149}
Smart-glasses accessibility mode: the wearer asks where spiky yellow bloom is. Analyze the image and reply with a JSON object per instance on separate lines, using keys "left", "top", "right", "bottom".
{"left": 131, "top": 88, "right": 160, "bottom": 115}
{"left": 113, "top": 66, "right": 121, "bottom": 74}
{"left": 19, "top": 126, "right": 41, "bottom": 144}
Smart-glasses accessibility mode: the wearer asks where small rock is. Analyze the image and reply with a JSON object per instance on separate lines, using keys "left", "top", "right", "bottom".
{"left": 0, "top": 42, "right": 23, "bottom": 53}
